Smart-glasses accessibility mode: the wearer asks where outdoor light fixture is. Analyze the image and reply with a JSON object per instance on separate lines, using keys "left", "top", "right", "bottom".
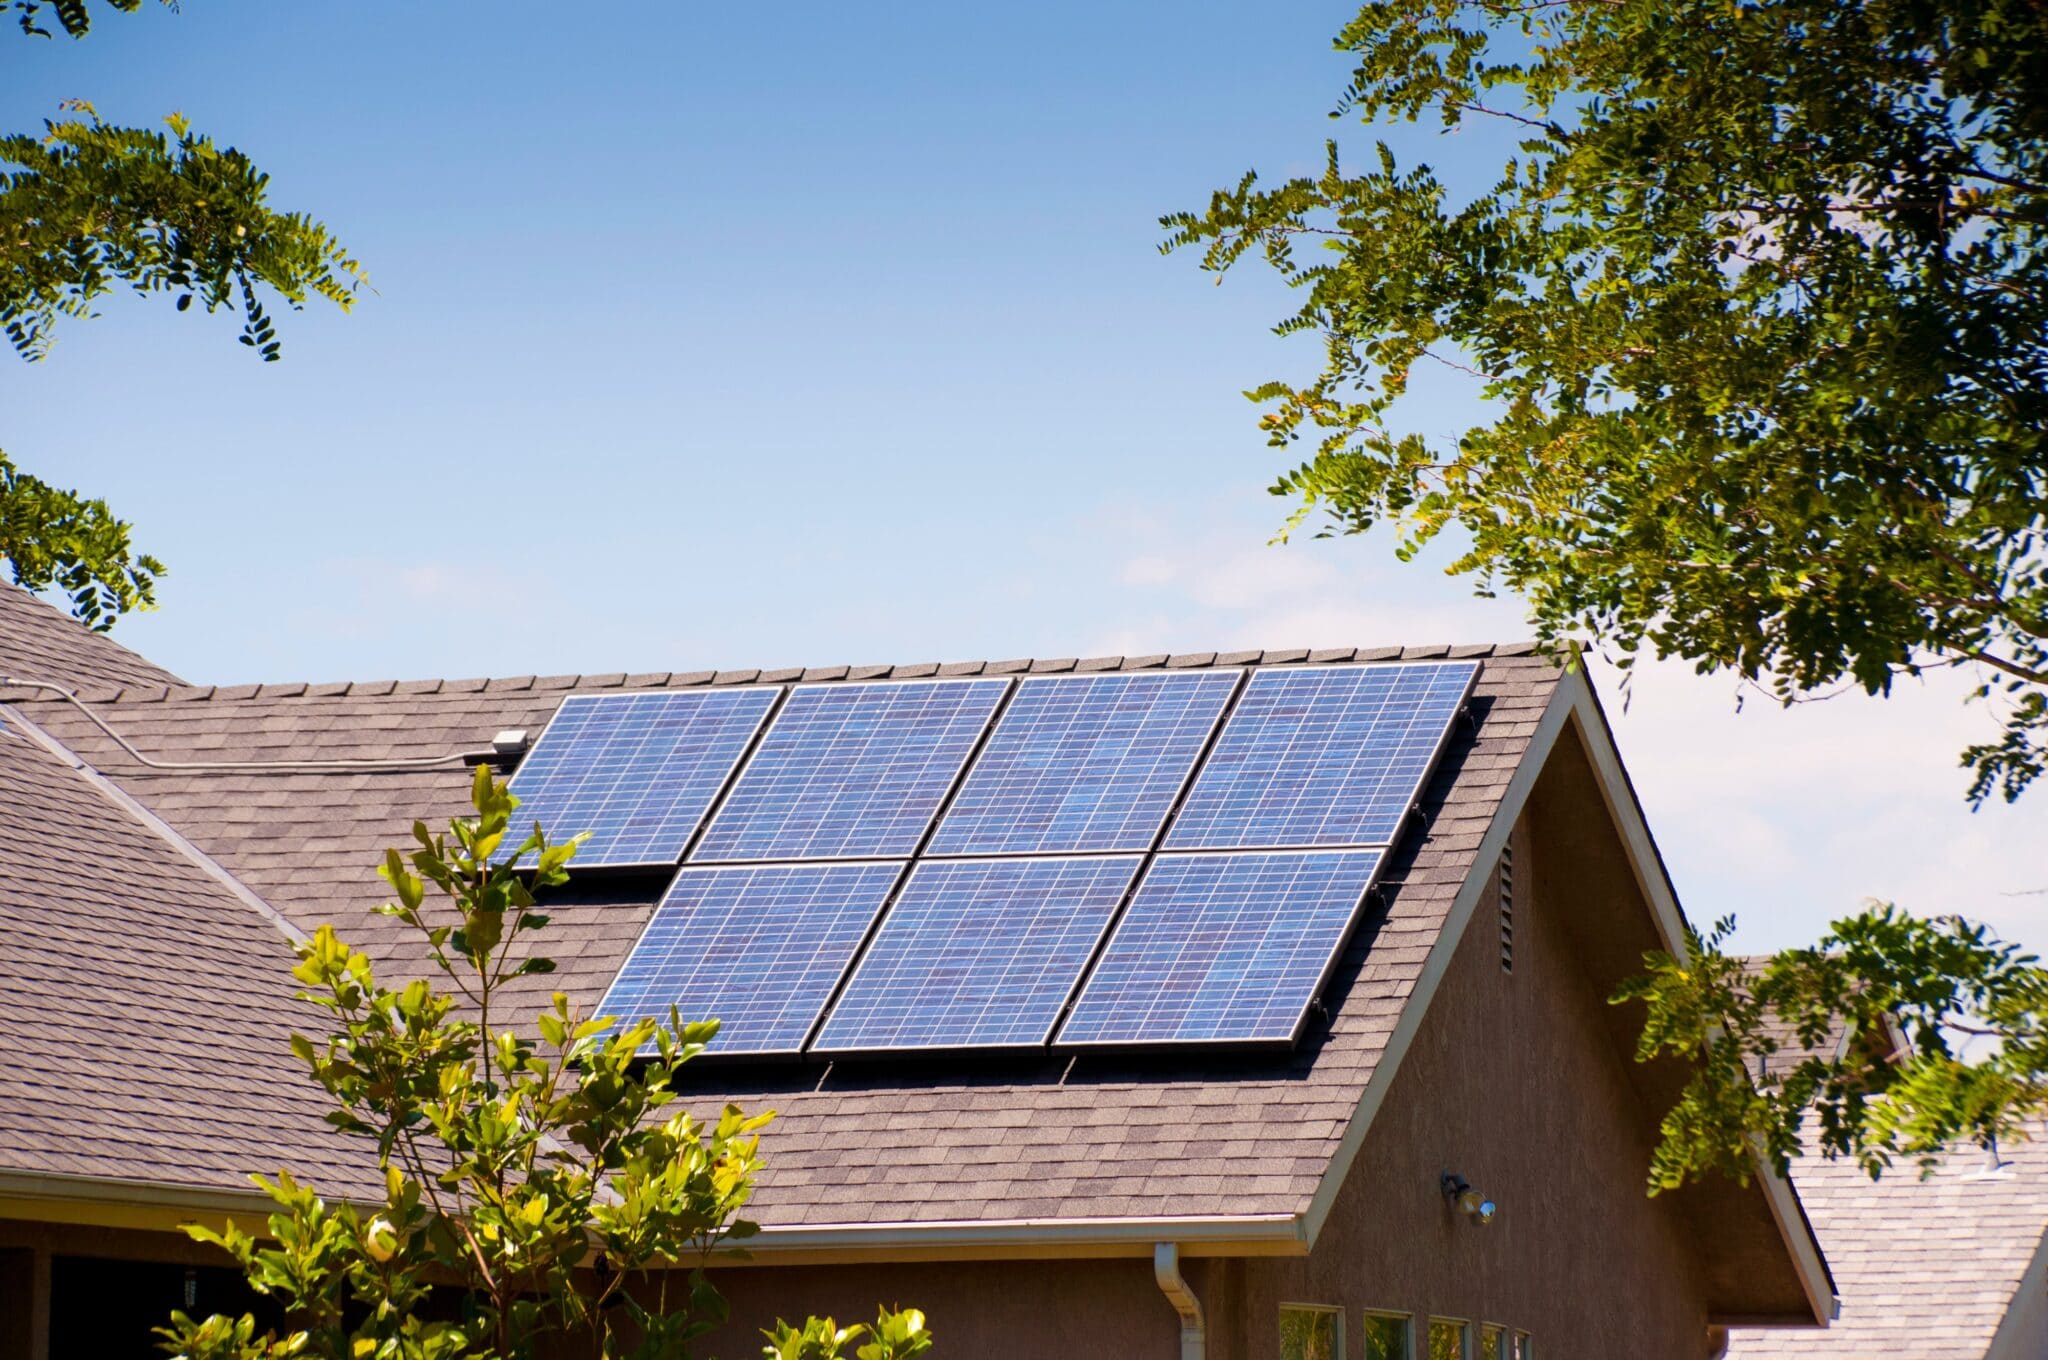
{"left": 1441, "top": 1172, "right": 1497, "bottom": 1225}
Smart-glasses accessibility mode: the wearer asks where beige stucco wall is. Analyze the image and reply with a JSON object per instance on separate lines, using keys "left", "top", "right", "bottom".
{"left": 1223, "top": 813, "right": 1714, "bottom": 1360}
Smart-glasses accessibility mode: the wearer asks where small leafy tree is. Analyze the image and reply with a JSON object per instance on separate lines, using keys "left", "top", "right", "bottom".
{"left": 158, "top": 767, "right": 931, "bottom": 1360}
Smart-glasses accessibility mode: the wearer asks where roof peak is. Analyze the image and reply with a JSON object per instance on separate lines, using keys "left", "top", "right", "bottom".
{"left": 3, "top": 641, "right": 1545, "bottom": 706}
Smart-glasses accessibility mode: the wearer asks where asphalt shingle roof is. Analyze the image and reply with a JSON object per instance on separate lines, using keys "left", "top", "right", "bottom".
{"left": 1, "top": 631, "right": 1558, "bottom": 1227}
{"left": 1727, "top": 1126, "right": 2048, "bottom": 1359}
{"left": 0, "top": 700, "right": 378, "bottom": 1199}
{"left": 0, "top": 583, "right": 183, "bottom": 690}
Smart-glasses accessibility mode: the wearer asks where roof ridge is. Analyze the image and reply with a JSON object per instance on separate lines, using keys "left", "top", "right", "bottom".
{"left": 0, "top": 581, "right": 186, "bottom": 691}
{"left": 3, "top": 641, "right": 1547, "bottom": 705}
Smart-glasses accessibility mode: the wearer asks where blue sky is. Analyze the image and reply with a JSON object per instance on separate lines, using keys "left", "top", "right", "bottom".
{"left": 6, "top": 1, "right": 2042, "bottom": 955}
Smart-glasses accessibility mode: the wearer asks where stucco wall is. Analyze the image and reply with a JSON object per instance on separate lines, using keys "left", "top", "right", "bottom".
{"left": 1223, "top": 810, "right": 1714, "bottom": 1360}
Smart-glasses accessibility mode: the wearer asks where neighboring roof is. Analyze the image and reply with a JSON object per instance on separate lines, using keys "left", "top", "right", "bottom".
{"left": 1736, "top": 957, "right": 1908, "bottom": 1079}
{"left": 0, "top": 699, "right": 379, "bottom": 1203}
{"left": 1727, "top": 1127, "right": 2048, "bottom": 1360}
{"left": 3, "top": 643, "right": 1554, "bottom": 1233}
{"left": 0, "top": 582, "right": 183, "bottom": 690}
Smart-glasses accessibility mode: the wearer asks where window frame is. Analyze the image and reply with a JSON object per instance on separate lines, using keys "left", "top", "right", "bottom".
{"left": 1477, "top": 1322, "right": 1508, "bottom": 1360}
{"left": 1278, "top": 1302, "right": 1346, "bottom": 1360}
{"left": 1427, "top": 1316, "right": 1474, "bottom": 1360}
{"left": 1358, "top": 1309, "right": 1415, "bottom": 1360}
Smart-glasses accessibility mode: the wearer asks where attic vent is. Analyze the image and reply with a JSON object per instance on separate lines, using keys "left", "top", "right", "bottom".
{"left": 1498, "top": 842, "right": 1515, "bottom": 974}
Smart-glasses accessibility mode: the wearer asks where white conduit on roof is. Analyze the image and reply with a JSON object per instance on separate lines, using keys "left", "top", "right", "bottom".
{"left": 0, "top": 675, "right": 484, "bottom": 772}
{"left": 1153, "top": 1243, "right": 1205, "bottom": 1360}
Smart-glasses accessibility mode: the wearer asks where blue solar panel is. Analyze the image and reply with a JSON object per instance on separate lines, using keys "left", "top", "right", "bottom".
{"left": 1057, "top": 849, "right": 1384, "bottom": 1047}
{"left": 694, "top": 678, "right": 1009, "bottom": 862}
{"left": 1163, "top": 662, "right": 1478, "bottom": 851}
{"left": 927, "top": 671, "right": 1240, "bottom": 856}
{"left": 596, "top": 861, "right": 903, "bottom": 1056}
{"left": 814, "top": 856, "right": 1140, "bottom": 1052}
{"left": 506, "top": 688, "right": 780, "bottom": 868}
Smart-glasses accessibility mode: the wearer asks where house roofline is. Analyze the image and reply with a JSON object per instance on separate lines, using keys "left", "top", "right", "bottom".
{"left": 1297, "top": 663, "right": 1834, "bottom": 1327}
{"left": 0, "top": 652, "right": 1832, "bottom": 1311}
{"left": 0, "top": 1166, "right": 1306, "bottom": 1263}
{"left": 1565, "top": 664, "right": 1836, "bottom": 1326}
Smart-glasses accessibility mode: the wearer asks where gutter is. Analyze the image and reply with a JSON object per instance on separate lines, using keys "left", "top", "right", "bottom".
{"left": 0, "top": 1167, "right": 1307, "bottom": 1263}
{"left": 1153, "top": 1243, "right": 1205, "bottom": 1360}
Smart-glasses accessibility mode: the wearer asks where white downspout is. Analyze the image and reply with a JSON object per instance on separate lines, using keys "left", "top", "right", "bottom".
{"left": 1153, "top": 1242, "right": 1205, "bottom": 1360}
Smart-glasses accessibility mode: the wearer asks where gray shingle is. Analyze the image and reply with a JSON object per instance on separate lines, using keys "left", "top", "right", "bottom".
{"left": 12, "top": 644, "right": 1553, "bottom": 1229}
{"left": 1727, "top": 1126, "right": 2048, "bottom": 1359}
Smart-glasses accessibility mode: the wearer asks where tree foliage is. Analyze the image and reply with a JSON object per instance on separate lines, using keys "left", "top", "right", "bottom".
{"left": 3, "top": 5, "right": 362, "bottom": 629}
{"left": 1164, "top": 0, "right": 2048, "bottom": 803}
{"left": 0, "top": 448, "right": 162, "bottom": 625}
{"left": 158, "top": 768, "right": 932, "bottom": 1360}
{"left": 2, "top": 102, "right": 365, "bottom": 364}
{"left": 1616, "top": 909, "right": 2048, "bottom": 1192}
{"left": 7, "top": 0, "right": 163, "bottom": 40}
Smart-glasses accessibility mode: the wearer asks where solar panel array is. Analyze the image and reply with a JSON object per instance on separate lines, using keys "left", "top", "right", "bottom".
{"left": 928, "top": 670, "right": 1239, "bottom": 856}
{"left": 504, "top": 689, "right": 778, "bottom": 868}
{"left": 597, "top": 861, "right": 902, "bottom": 1056}
{"left": 528, "top": 660, "right": 1479, "bottom": 1057}
{"left": 1166, "top": 663, "right": 1478, "bottom": 850}
{"left": 1059, "top": 849, "right": 1384, "bottom": 1047}
{"left": 814, "top": 856, "right": 1141, "bottom": 1052}
{"left": 695, "top": 678, "right": 1009, "bottom": 862}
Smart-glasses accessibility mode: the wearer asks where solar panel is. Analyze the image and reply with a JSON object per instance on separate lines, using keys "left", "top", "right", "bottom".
{"left": 1163, "top": 661, "right": 1478, "bottom": 851}
{"left": 596, "top": 861, "right": 903, "bottom": 1056}
{"left": 813, "top": 855, "right": 1141, "bottom": 1052}
{"left": 1056, "top": 849, "right": 1384, "bottom": 1048}
{"left": 694, "top": 678, "right": 1009, "bottom": 862}
{"left": 506, "top": 688, "right": 780, "bottom": 868}
{"left": 926, "top": 670, "right": 1240, "bottom": 856}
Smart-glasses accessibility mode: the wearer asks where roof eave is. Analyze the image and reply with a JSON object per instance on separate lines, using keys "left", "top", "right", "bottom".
{"left": 0, "top": 1167, "right": 1307, "bottom": 1264}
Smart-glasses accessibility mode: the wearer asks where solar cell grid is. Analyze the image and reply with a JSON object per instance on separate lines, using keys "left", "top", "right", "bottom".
{"left": 814, "top": 856, "right": 1141, "bottom": 1052}
{"left": 694, "top": 678, "right": 1009, "bottom": 862}
{"left": 596, "top": 861, "right": 903, "bottom": 1056}
{"left": 1056, "top": 848, "right": 1384, "bottom": 1047}
{"left": 506, "top": 688, "right": 779, "bottom": 868}
{"left": 1164, "top": 661, "right": 1477, "bottom": 851}
{"left": 928, "top": 670, "right": 1240, "bottom": 856}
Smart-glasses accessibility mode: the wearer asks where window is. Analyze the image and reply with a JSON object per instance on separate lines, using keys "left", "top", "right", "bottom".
{"left": 1512, "top": 1332, "right": 1533, "bottom": 1360}
{"left": 1429, "top": 1318, "right": 1471, "bottom": 1360}
{"left": 1478, "top": 1324, "right": 1506, "bottom": 1359}
{"left": 1280, "top": 1305, "right": 1344, "bottom": 1360}
{"left": 1360, "top": 1311, "right": 1412, "bottom": 1360}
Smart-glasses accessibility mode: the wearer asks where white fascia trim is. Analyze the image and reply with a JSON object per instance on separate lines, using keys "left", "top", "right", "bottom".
{"left": 0, "top": 1167, "right": 310, "bottom": 1216}
{"left": 0, "top": 1165, "right": 1304, "bottom": 1259}
{"left": 742, "top": 1212, "right": 1305, "bottom": 1257}
{"left": 1300, "top": 671, "right": 1574, "bottom": 1243}
{"left": 1565, "top": 673, "right": 1835, "bottom": 1327}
